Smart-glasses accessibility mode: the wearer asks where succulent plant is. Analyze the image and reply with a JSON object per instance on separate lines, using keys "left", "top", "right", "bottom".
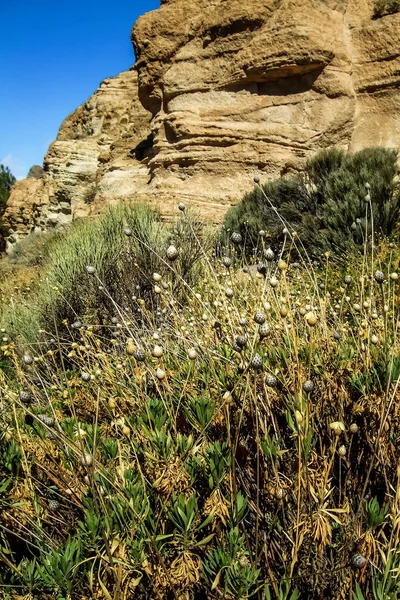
{"left": 259, "top": 323, "right": 270, "bottom": 338}
{"left": 166, "top": 245, "right": 179, "bottom": 261}
{"left": 302, "top": 380, "right": 314, "bottom": 393}
{"left": 374, "top": 270, "right": 385, "bottom": 284}
{"left": 254, "top": 312, "right": 266, "bottom": 325}
{"left": 350, "top": 554, "right": 366, "bottom": 570}
{"left": 19, "top": 390, "right": 32, "bottom": 404}
{"left": 133, "top": 349, "right": 146, "bottom": 362}
{"left": 251, "top": 354, "right": 263, "bottom": 370}
{"left": 230, "top": 232, "right": 242, "bottom": 245}
{"left": 265, "top": 374, "right": 278, "bottom": 388}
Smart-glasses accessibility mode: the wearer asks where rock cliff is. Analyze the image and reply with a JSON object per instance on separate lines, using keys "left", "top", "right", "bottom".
{"left": 4, "top": 0, "right": 400, "bottom": 249}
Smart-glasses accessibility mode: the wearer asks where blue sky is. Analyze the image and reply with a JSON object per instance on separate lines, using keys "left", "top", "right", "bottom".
{"left": 0, "top": 0, "right": 160, "bottom": 179}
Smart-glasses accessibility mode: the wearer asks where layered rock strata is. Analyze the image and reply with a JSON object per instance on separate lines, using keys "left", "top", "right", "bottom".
{"left": 4, "top": 0, "right": 400, "bottom": 249}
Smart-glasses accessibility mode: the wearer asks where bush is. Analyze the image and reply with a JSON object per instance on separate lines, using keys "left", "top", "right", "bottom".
{"left": 223, "top": 147, "right": 400, "bottom": 256}
{"left": 373, "top": 0, "right": 400, "bottom": 18}
{"left": 0, "top": 202, "right": 214, "bottom": 344}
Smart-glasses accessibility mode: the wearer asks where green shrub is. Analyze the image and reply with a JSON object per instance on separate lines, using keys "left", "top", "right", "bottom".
{"left": 223, "top": 147, "right": 400, "bottom": 256}
{"left": 373, "top": 0, "right": 400, "bottom": 18}
{"left": 0, "top": 202, "right": 214, "bottom": 343}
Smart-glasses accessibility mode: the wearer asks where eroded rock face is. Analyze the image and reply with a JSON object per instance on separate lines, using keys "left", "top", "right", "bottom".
{"left": 4, "top": 0, "right": 400, "bottom": 247}
{"left": 3, "top": 69, "right": 152, "bottom": 250}
{"left": 131, "top": 0, "right": 400, "bottom": 218}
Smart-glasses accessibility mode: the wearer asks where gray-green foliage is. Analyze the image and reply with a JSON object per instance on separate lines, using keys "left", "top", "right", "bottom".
{"left": 223, "top": 148, "right": 400, "bottom": 256}
{"left": 373, "top": 0, "right": 400, "bottom": 17}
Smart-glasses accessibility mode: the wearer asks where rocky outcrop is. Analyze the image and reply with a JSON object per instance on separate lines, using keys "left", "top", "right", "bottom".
{"left": 4, "top": 0, "right": 400, "bottom": 248}
{"left": 3, "top": 69, "right": 152, "bottom": 249}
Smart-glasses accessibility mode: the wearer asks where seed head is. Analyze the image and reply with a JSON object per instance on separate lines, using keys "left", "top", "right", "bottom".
{"left": 124, "top": 227, "right": 132, "bottom": 236}
{"left": 251, "top": 354, "right": 263, "bottom": 370}
{"left": 230, "top": 232, "right": 242, "bottom": 245}
{"left": 188, "top": 348, "right": 197, "bottom": 360}
{"left": 225, "top": 287, "right": 234, "bottom": 299}
{"left": 254, "top": 312, "right": 266, "bottom": 325}
{"left": 156, "top": 368, "right": 166, "bottom": 380}
{"left": 37, "top": 414, "right": 55, "bottom": 427}
{"left": 253, "top": 175, "right": 260, "bottom": 183}
{"left": 374, "top": 270, "right": 385, "bottom": 284}
{"left": 259, "top": 323, "right": 270, "bottom": 338}
{"left": 351, "top": 554, "right": 366, "bottom": 570}
{"left": 265, "top": 248, "right": 275, "bottom": 262}
{"left": 390, "top": 272, "right": 398, "bottom": 281}
{"left": 349, "top": 423, "right": 359, "bottom": 434}
{"left": 81, "top": 371, "right": 91, "bottom": 382}
{"left": 23, "top": 355, "right": 33, "bottom": 365}
{"left": 235, "top": 335, "right": 248, "bottom": 348}
{"left": 302, "top": 380, "right": 314, "bottom": 393}
{"left": 166, "top": 245, "right": 179, "bottom": 261}
{"left": 80, "top": 453, "right": 93, "bottom": 467}
{"left": 48, "top": 499, "right": 60, "bottom": 511}
{"left": 222, "top": 256, "right": 232, "bottom": 268}
{"left": 265, "top": 374, "right": 278, "bottom": 388}
{"left": 338, "top": 445, "right": 346, "bottom": 457}
{"left": 257, "top": 262, "right": 267, "bottom": 276}
{"left": 133, "top": 348, "right": 146, "bottom": 362}
{"left": 152, "top": 345, "right": 163, "bottom": 358}
{"left": 19, "top": 390, "right": 32, "bottom": 404}
{"left": 344, "top": 275, "right": 352, "bottom": 285}
{"left": 178, "top": 202, "right": 186, "bottom": 211}
{"left": 86, "top": 266, "right": 95, "bottom": 275}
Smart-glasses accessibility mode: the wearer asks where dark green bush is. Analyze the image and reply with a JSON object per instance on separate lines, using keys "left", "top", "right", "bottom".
{"left": 373, "top": 0, "right": 400, "bottom": 18}
{"left": 223, "top": 147, "right": 400, "bottom": 256}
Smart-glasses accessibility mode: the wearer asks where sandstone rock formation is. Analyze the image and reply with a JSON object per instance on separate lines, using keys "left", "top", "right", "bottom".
{"left": 4, "top": 0, "right": 400, "bottom": 248}
{"left": 3, "top": 69, "right": 152, "bottom": 249}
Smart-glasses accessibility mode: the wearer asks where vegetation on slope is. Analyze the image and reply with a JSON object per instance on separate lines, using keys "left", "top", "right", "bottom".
{"left": 0, "top": 157, "right": 399, "bottom": 599}
{"left": 0, "top": 164, "right": 16, "bottom": 253}
{"left": 223, "top": 148, "right": 400, "bottom": 256}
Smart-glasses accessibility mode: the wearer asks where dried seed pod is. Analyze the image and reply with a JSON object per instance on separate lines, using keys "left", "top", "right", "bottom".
{"left": 23, "top": 355, "right": 33, "bottom": 365}
{"left": 230, "top": 232, "right": 242, "bottom": 245}
{"left": 222, "top": 257, "right": 232, "bottom": 268}
{"left": 80, "top": 453, "right": 93, "bottom": 467}
{"left": 265, "top": 374, "right": 278, "bottom": 388}
{"left": 86, "top": 266, "right": 95, "bottom": 275}
{"left": 166, "top": 245, "right": 179, "bottom": 261}
{"left": 259, "top": 323, "right": 270, "bottom": 338}
{"left": 349, "top": 423, "right": 359, "bottom": 434}
{"left": 302, "top": 380, "right": 314, "bottom": 393}
{"left": 81, "top": 371, "right": 91, "bottom": 382}
{"left": 156, "top": 368, "right": 166, "bottom": 380}
{"left": 188, "top": 348, "right": 197, "bottom": 360}
{"left": 19, "top": 390, "right": 32, "bottom": 404}
{"left": 265, "top": 248, "right": 275, "bottom": 262}
{"left": 254, "top": 312, "right": 266, "bottom": 325}
{"left": 351, "top": 554, "right": 366, "bottom": 570}
{"left": 152, "top": 345, "right": 163, "bottom": 358}
{"left": 48, "top": 499, "right": 60, "bottom": 511}
{"left": 133, "top": 349, "right": 146, "bottom": 362}
{"left": 235, "top": 335, "right": 248, "bottom": 349}
{"left": 338, "top": 445, "right": 346, "bottom": 457}
{"left": 225, "top": 287, "right": 234, "bottom": 299}
{"left": 344, "top": 275, "right": 352, "bottom": 285}
{"left": 37, "top": 414, "right": 55, "bottom": 427}
{"left": 124, "top": 227, "right": 132, "bottom": 236}
{"left": 251, "top": 354, "right": 263, "bottom": 370}
{"left": 374, "top": 270, "right": 385, "bottom": 284}
{"left": 178, "top": 202, "right": 186, "bottom": 211}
